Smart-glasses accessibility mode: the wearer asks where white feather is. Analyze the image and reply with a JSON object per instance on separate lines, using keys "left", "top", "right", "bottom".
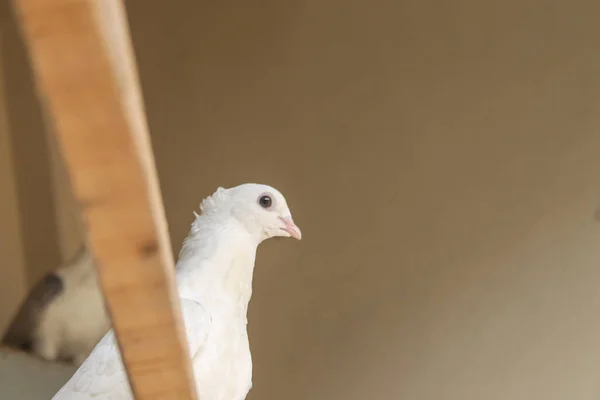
{"left": 51, "top": 183, "right": 300, "bottom": 400}
{"left": 35, "top": 248, "right": 111, "bottom": 366}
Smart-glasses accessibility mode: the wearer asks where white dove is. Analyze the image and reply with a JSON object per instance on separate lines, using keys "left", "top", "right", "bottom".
{"left": 51, "top": 183, "right": 302, "bottom": 400}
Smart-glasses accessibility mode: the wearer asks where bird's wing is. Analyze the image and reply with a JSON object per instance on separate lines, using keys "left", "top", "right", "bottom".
{"left": 52, "top": 298, "right": 212, "bottom": 400}
{"left": 178, "top": 298, "right": 212, "bottom": 358}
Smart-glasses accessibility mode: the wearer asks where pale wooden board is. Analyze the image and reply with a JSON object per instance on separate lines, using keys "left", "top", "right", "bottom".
{"left": 12, "top": 0, "right": 198, "bottom": 399}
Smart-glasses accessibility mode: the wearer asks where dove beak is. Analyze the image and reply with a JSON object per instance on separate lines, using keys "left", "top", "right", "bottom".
{"left": 279, "top": 216, "right": 302, "bottom": 240}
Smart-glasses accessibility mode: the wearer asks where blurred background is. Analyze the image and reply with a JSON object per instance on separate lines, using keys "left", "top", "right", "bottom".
{"left": 1, "top": 0, "right": 600, "bottom": 399}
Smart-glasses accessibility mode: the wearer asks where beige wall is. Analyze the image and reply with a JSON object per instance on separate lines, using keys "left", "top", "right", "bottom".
{"left": 2, "top": 0, "right": 600, "bottom": 399}
{"left": 0, "top": 25, "right": 26, "bottom": 334}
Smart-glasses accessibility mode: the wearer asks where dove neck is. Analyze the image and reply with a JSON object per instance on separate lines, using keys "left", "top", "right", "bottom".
{"left": 175, "top": 216, "right": 259, "bottom": 311}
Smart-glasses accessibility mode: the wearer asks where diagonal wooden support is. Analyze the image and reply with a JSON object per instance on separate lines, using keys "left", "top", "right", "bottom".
{"left": 11, "top": 0, "right": 198, "bottom": 399}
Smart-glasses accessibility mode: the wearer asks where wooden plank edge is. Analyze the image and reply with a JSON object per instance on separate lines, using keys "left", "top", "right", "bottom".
{"left": 11, "top": 0, "right": 198, "bottom": 399}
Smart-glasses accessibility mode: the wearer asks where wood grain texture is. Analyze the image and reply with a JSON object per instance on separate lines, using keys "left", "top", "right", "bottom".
{"left": 12, "top": 0, "right": 198, "bottom": 399}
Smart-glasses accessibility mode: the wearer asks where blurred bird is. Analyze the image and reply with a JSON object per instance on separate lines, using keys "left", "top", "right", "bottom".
{"left": 52, "top": 183, "right": 302, "bottom": 400}
{"left": 2, "top": 244, "right": 110, "bottom": 366}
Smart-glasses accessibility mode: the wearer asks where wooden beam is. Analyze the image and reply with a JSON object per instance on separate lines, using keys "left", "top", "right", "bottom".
{"left": 11, "top": 1, "right": 198, "bottom": 399}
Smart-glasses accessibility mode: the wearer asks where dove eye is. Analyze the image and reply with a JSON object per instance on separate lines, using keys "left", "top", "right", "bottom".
{"left": 258, "top": 195, "right": 273, "bottom": 209}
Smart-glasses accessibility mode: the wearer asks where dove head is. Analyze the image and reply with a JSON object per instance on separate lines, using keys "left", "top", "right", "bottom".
{"left": 199, "top": 183, "right": 302, "bottom": 243}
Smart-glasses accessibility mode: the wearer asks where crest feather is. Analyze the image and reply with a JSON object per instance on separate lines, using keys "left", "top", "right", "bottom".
{"left": 199, "top": 186, "right": 230, "bottom": 214}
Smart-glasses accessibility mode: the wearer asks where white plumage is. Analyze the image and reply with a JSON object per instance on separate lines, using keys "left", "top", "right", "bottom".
{"left": 52, "top": 183, "right": 301, "bottom": 400}
{"left": 2, "top": 246, "right": 111, "bottom": 366}
{"left": 37, "top": 248, "right": 110, "bottom": 366}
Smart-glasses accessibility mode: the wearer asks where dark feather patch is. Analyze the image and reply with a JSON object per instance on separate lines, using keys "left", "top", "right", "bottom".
{"left": 1, "top": 272, "right": 64, "bottom": 350}
{"left": 33, "top": 274, "right": 63, "bottom": 306}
